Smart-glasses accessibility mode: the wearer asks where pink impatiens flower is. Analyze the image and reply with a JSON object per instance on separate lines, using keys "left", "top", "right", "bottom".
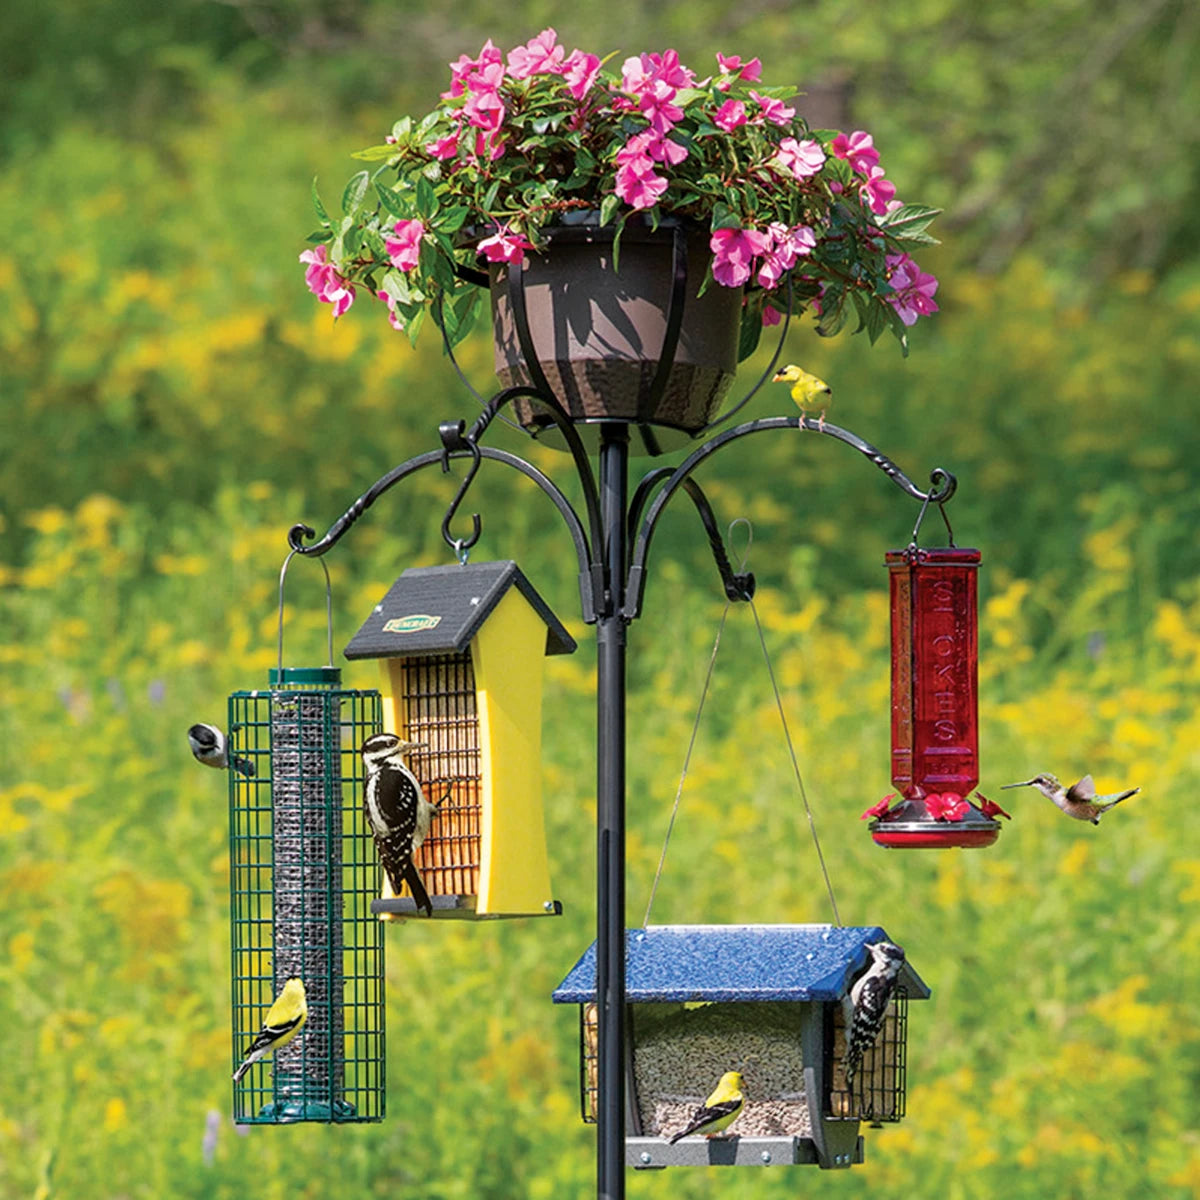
{"left": 444, "top": 40, "right": 504, "bottom": 101}
{"left": 925, "top": 792, "right": 970, "bottom": 821}
{"left": 299, "top": 244, "right": 355, "bottom": 318}
{"left": 384, "top": 218, "right": 425, "bottom": 272}
{"left": 860, "top": 165, "right": 897, "bottom": 216}
{"left": 426, "top": 133, "right": 459, "bottom": 161}
{"left": 476, "top": 225, "right": 534, "bottom": 266}
{"left": 831, "top": 130, "right": 881, "bottom": 177}
{"left": 615, "top": 155, "right": 669, "bottom": 210}
{"left": 756, "top": 222, "right": 816, "bottom": 287}
{"left": 563, "top": 48, "right": 602, "bottom": 99}
{"left": 885, "top": 253, "right": 939, "bottom": 326}
{"left": 716, "top": 53, "right": 762, "bottom": 83}
{"left": 762, "top": 303, "right": 782, "bottom": 326}
{"left": 774, "top": 136, "right": 825, "bottom": 180}
{"left": 376, "top": 289, "right": 405, "bottom": 331}
{"left": 506, "top": 28, "right": 565, "bottom": 78}
{"left": 714, "top": 100, "right": 748, "bottom": 131}
{"left": 710, "top": 226, "right": 770, "bottom": 287}
{"left": 749, "top": 89, "right": 795, "bottom": 126}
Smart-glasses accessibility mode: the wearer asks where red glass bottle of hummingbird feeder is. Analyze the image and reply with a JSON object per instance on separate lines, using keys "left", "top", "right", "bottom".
{"left": 869, "top": 545, "right": 1000, "bottom": 848}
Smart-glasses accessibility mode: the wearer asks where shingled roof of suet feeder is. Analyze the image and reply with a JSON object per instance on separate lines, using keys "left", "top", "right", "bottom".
{"left": 343, "top": 561, "right": 576, "bottom": 661}
{"left": 345, "top": 561, "right": 575, "bottom": 920}
{"left": 553, "top": 925, "right": 930, "bottom": 1170}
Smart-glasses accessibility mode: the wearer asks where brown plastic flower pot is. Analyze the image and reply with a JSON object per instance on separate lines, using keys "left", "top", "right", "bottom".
{"left": 489, "top": 219, "right": 742, "bottom": 455}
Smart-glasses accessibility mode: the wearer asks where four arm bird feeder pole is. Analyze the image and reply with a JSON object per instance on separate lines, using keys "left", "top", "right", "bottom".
{"left": 286, "top": 221, "right": 968, "bottom": 1197}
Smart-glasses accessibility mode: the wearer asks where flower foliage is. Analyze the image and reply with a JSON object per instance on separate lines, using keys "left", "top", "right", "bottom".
{"left": 304, "top": 30, "right": 940, "bottom": 356}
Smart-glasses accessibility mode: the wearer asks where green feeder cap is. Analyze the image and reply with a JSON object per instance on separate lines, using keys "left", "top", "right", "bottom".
{"left": 269, "top": 666, "right": 342, "bottom": 687}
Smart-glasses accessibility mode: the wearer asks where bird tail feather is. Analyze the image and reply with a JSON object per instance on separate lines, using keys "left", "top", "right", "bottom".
{"left": 404, "top": 862, "right": 433, "bottom": 917}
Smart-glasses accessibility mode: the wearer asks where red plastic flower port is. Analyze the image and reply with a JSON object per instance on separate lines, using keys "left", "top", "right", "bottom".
{"left": 925, "top": 792, "right": 970, "bottom": 822}
{"left": 975, "top": 793, "right": 1011, "bottom": 820}
{"left": 862, "top": 795, "right": 896, "bottom": 820}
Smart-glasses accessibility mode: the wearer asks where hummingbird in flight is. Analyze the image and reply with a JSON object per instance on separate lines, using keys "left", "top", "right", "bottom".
{"left": 1001, "top": 773, "right": 1139, "bottom": 825}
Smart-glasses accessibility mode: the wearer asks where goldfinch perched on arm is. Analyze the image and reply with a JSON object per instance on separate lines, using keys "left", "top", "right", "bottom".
{"left": 667, "top": 1071, "right": 745, "bottom": 1143}
{"left": 772, "top": 363, "right": 832, "bottom": 429}
{"left": 232, "top": 977, "right": 307, "bottom": 1082}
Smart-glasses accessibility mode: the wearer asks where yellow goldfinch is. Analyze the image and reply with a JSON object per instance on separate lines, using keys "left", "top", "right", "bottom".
{"left": 667, "top": 1070, "right": 745, "bottom": 1143}
{"left": 232, "top": 977, "right": 308, "bottom": 1082}
{"left": 773, "top": 363, "right": 832, "bottom": 428}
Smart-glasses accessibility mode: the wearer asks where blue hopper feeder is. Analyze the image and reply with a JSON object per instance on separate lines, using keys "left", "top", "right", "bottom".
{"left": 553, "top": 925, "right": 930, "bottom": 1169}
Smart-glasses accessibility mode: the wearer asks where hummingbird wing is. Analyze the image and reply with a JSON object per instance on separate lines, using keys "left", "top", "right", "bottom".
{"left": 1066, "top": 775, "right": 1096, "bottom": 803}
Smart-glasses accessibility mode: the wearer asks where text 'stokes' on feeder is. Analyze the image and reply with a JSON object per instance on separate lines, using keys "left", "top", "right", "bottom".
{"left": 226, "top": 553, "right": 385, "bottom": 1123}
{"left": 552, "top": 925, "right": 931, "bottom": 1170}
{"left": 343, "top": 559, "right": 576, "bottom": 919}
{"left": 868, "top": 543, "right": 1001, "bottom": 848}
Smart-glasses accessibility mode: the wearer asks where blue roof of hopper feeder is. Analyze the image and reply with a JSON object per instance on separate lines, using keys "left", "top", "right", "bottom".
{"left": 551, "top": 925, "right": 931, "bottom": 1004}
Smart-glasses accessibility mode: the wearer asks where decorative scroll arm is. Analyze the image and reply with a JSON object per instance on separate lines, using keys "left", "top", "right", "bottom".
{"left": 626, "top": 468, "right": 755, "bottom": 612}
{"left": 286, "top": 442, "right": 599, "bottom": 620}
{"left": 624, "top": 416, "right": 957, "bottom": 619}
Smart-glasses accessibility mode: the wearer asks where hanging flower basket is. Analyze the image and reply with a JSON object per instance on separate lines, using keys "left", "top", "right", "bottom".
{"left": 301, "top": 31, "right": 943, "bottom": 429}
{"left": 489, "top": 217, "right": 742, "bottom": 448}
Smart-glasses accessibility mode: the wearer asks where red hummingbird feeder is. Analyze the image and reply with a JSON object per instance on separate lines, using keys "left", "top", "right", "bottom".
{"left": 869, "top": 545, "right": 1000, "bottom": 849}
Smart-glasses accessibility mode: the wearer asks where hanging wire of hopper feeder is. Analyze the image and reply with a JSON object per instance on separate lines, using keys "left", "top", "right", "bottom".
{"left": 644, "top": 520, "right": 841, "bottom": 929}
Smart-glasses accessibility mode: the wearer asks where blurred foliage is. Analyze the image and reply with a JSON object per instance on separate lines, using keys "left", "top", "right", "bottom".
{"left": 2, "top": 2, "right": 1199, "bottom": 1198}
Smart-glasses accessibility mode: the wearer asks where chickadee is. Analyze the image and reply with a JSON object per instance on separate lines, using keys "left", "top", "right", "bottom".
{"left": 188, "top": 723, "right": 255, "bottom": 777}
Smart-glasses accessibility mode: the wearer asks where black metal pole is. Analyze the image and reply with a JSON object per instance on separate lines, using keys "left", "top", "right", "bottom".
{"left": 596, "top": 423, "right": 629, "bottom": 1200}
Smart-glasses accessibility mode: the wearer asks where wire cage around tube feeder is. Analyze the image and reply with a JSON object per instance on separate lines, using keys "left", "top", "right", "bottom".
{"left": 226, "top": 559, "right": 386, "bottom": 1123}
{"left": 869, "top": 545, "right": 1000, "bottom": 848}
{"left": 343, "top": 560, "right": 576, "bottom": 920}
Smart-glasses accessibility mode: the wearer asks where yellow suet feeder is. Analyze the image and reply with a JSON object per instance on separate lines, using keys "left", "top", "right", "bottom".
{"left": 344, "top": 561, "right": 576, "bottom": 920}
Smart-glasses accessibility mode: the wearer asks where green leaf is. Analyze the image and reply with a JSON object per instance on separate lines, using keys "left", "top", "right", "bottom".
{"left": 438, "top": 206, "right": 471, "bottom": 234}
{"left": 375, "top": 184, "right": 408, "bottom": 219}
{"left": 406, "top": 304, "right": 426, "bottom": 348}
{"left": 737, "top": 300, "right": 765, "bottom": 363}
{"left": 381, "top": 270, "right": 414, "bottom": 306}
{"left": 599, "top": 192, "right": 621, "bottom": 227}
{"left": 866, "top": 296, "right": 888, "bottom": 345}
{"left": 343, "top": 223, "right": 363, "bottom": 255}
{"left": 415, "top": 175, "right": 438, "bottom": 218}
{"left": 481, "top": 180, "right": 501, "bottom": 213}
{"left": 710, "top": 201, "right": 741, "bottom": 231}
{"left": 311, "top": 178, "right": 330, "bottom": 224}
{"left": 878, "top": 203, "right": 941, "bottom": 228}
{"left": 305, "top": 230, "right": 332, "bottom": 244}
{"left": 342, "top": 170, "right": 370, "bottom": 216}
{"left": 352, "top": 144, "right": 402, "bottom": 163}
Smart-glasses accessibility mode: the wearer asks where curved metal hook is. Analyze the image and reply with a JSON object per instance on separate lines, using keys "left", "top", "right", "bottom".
{"left": 439, "top": 421, "right": 483, "bottom": 556}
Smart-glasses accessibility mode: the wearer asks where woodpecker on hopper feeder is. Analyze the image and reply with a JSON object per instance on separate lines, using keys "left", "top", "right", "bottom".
{"left": 361, "top": 732, "right": 442, "bottom": 917}
{"left": 842, "top": 941, "right": 906, "bottom": 1091}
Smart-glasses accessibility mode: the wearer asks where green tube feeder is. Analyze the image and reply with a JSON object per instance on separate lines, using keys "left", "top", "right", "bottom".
{"left": 227, "top": 557, "right": 386, "bottom": 1123}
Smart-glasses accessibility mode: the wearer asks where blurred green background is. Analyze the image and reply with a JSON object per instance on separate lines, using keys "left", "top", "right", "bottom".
{"left": 3, "top": 2, "right": 1199, "bottom": 1197}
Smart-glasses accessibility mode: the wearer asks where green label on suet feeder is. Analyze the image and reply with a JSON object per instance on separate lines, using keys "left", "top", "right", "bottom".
{"left": 382, "top": 614, "right": 443, "bottom": 635}
{"left": 269, "top": 666, "right": 342, "bottom": 687}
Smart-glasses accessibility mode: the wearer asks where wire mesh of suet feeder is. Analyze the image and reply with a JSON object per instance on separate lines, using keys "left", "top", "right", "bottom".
{"left": 344, "top": 561, "right": 575, "bottom": 920}
{"left": 227, "top": 554, "right": 385, "bottom": 1123}
{"left": 870, "top": 541, "right": 1000, "bottom": 849}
